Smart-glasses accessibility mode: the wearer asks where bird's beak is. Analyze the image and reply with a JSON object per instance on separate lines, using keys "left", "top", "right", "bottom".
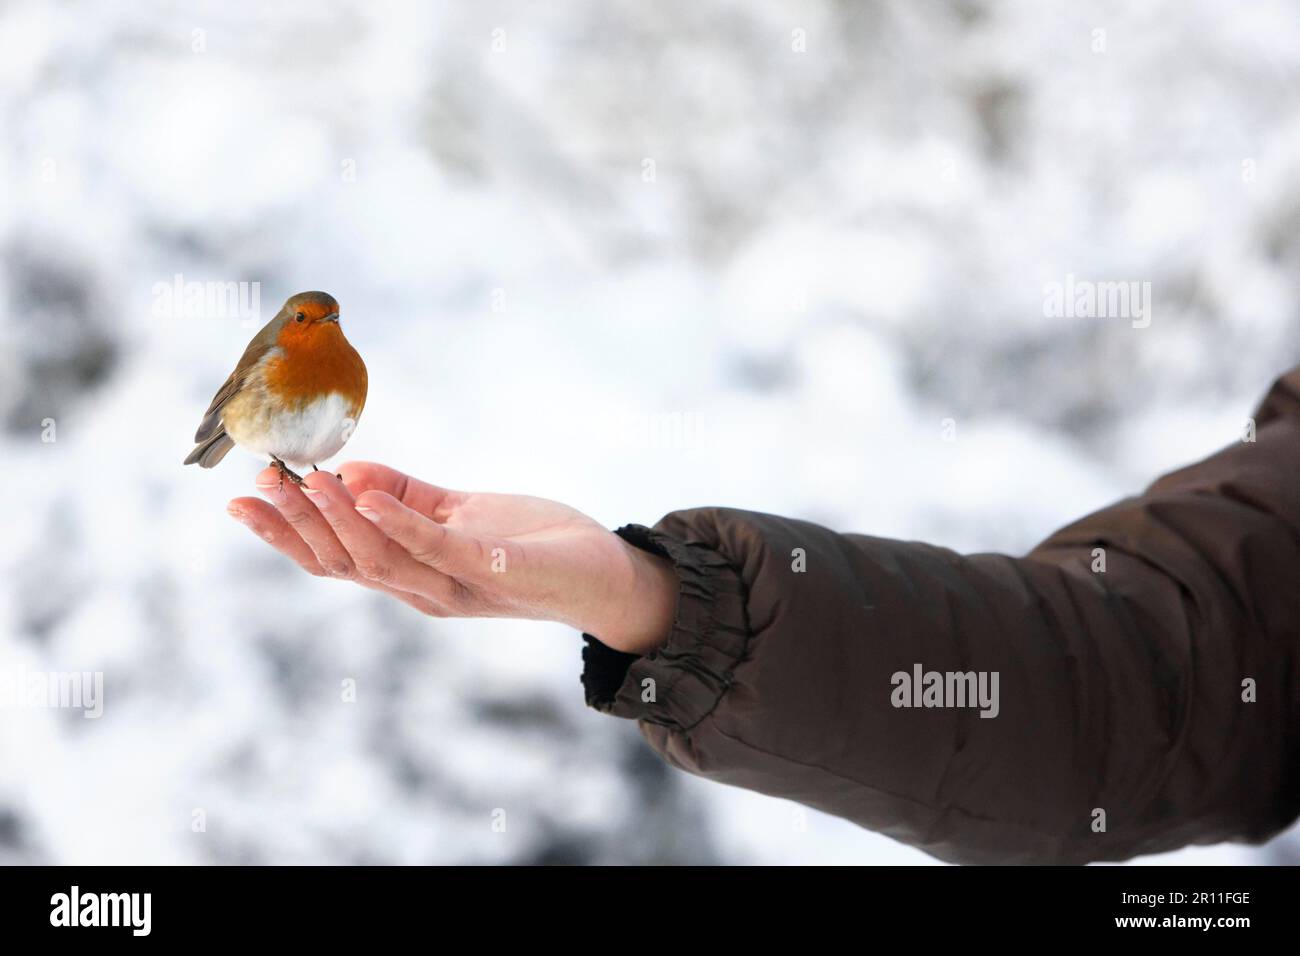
{"left": 322, "top": 312, "right": 340, "bottom": 324}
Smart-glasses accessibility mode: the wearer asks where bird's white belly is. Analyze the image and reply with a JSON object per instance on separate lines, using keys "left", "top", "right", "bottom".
{"left": 227, "top": 392, "right": 358, "bottom": 467}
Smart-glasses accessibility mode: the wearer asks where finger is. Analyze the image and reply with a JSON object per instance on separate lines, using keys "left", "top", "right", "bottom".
{"left": 227, "top": 497, "right": 325, "bottom": 575}
{"left": 255, "top": 466, "right": 356, "bottom": 579}
{"left": 336, "top": 461, "right": 460, "bottom": 520}
{"left": 301, "top": 471, "right": 467, "bottom": 605}
{"left": 229, "top": 495, "right": 447, "bottom": 617}
{"left": 353, "top": 489, "right": 490, "bottom": 578}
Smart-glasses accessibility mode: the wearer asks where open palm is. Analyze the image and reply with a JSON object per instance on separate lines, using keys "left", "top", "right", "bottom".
{"left": 227, "top": 461, "right": 676, "bottom": 652}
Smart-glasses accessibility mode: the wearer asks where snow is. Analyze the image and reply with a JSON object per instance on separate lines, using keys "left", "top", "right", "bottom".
{"left": 1, "top": 0, "right": 1298, "bottom": 864}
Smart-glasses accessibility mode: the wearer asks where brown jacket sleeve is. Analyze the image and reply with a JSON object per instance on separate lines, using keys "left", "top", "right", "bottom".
{"left": 582, "top": 367, "right": 1300, "bottom": 864}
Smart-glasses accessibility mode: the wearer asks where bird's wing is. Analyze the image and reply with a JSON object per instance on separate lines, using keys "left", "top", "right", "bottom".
{"left": 192, "top": 316, "right": 284, "bottom": 443}
{"left": 192, "top": 370, "right": 245, "bottom": 444}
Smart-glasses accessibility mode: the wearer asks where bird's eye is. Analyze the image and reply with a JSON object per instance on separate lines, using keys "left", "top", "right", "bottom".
{"left": 295, "top": 312, "right": 306, "bottom": 323}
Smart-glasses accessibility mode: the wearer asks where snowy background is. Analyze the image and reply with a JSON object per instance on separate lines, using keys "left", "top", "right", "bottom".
{"left": 2, "top": 0, "right": 1299, "bottom": 864}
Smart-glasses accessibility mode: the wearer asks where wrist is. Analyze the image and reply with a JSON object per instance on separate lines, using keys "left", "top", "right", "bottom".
{"left": 579, "top": 538, "right": 677, "bottom": 655}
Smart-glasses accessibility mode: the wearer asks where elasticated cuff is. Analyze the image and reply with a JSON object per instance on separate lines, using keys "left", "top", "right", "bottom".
{"left": 580, "top": 523, "right": 749, "bottom": 730}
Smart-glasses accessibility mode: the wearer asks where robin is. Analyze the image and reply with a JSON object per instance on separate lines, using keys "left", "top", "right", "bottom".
{"left": 184, "top": 291, "right": 368, "bottom": 485}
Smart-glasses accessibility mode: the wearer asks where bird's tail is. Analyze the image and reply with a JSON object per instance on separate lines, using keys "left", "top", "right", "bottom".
{"left": 184, "top": 430, "right": 235, "bottom": 468}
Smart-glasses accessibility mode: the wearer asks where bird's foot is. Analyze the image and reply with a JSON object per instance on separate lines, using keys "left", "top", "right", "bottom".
{"left": 271, "top": 456, "right": 305, "bottom": 490}
{"left": 307, "top": 462, "right": 345, "bottom": 482}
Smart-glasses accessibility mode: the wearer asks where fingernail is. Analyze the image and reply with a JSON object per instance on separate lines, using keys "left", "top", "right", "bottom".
{"left": 256, "top": 482, "right": 281, "bottom": 498}
{"left": 302, "top": 486, "right": 329, "bottom": 507}
{"left": 227, "top": 507, "right": 251, "bottom": 526}
{"left": 355, "top": 505, "right": 381, "bottom": 523}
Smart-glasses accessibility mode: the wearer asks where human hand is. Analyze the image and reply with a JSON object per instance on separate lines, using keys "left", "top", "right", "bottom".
{"left": 226, "top": 462, "right": 677, "bottom": 655}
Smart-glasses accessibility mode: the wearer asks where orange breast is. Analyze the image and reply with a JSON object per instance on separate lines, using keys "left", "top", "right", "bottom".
{"left": 263, "top": 327, "right": 368, "bottom": 415}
